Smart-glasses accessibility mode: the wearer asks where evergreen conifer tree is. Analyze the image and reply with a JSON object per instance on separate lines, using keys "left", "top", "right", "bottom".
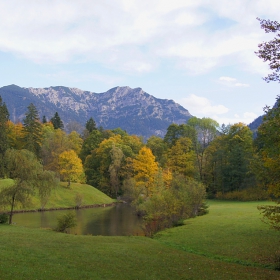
{"left": 23, "top": 103, "right": 43, "bottom": 158}
{"left": 50, "top": 112, "right": 64, "bottom": 129}
{"left": 0, "top": 96, "right": 9, "bottom": 177}
{"left": 85, "top": 117, "right": 97, "bottom": 133}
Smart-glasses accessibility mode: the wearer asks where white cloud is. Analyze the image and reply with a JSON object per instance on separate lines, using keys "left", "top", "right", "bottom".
{"left": 219, "top": 76, "right": 249, "bottom": 87}
{"left": 43, "top": 71, "right": 123, "bottom": 86}
{"left": 179, "top": 94, "right": 229, "bottom": 116}
{"left": 211, "top": 112, "right": 258, "bottom": 126}
{"left": 0, "top": 0, "right": 278, "bottom": 74}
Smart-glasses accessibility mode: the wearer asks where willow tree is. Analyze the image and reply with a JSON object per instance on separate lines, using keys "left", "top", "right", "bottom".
{"left": 0, "top": 149, "right": 57, "bottom": 224}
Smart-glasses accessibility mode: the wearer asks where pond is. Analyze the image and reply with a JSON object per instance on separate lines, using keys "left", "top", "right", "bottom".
{"left": 12, "top": 203, "right": 144, "bottom": 236}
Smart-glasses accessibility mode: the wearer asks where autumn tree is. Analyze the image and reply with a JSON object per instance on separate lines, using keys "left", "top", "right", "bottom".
{"left": 6, "top": 121, "right": 25, "bottom": 150}
{"left": 0, "top": 96, "right": 9, "bottom": 177}
{"left": 0, "top": 149, "right": 57, "bottom": 224}
{"left": 58, "top": 150, "right": 84, "bottom": 187}
{"left": 50, "top": 112, "right": 64, "bottom": 129}
{"left": 255, "top": 18, "right": 280, "bottom": 83}
{"left": 41, "top": 128, "right": 80, "bottom": 173}
{"left": 166, "top": 137, "right": 196, "bottom": 178}
{"left": 22, "top": 103, "right": 43, "bottom": 158}
{"left": 132, "top": 146, "right": 159, "bottom": 197}
{"left": 255, "top": 99, "right": 280, "bottom": 229}
{"left": 84, "top": 134, "right": 142, "bottom": 196}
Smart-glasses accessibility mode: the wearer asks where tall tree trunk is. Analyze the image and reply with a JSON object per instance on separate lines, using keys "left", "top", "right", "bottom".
{"left": 9, "top": 193, "right": 16, "bottom": 224}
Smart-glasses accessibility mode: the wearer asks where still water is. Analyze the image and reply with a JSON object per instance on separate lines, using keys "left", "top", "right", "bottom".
{"left": 12, "top": 203, "right": 144, "bottom": 236}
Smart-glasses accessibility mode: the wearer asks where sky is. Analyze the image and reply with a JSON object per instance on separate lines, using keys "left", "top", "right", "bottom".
{"left": 0, "top": 0, "right": 280, "bottom": 126}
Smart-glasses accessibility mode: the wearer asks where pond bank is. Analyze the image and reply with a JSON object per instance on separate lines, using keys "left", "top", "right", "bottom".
{"left": 1, "top": 202, "right": 119, "bottom": 214}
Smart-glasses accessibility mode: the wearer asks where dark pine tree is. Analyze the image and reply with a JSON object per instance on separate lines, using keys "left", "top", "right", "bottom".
{"left": 50, "top": 112, "right": 64, "bottom": 129}
{"left": 42, "top": 115, "right": 47, "bottom": 124}
{"left": 0, "top": 96, "right": 10, "bottom": 177}
{"left": 22, "top": 103, "right": 43, "bottom": 158}
{"left": 85, "top": 117, "right": 97, "bottom": 133}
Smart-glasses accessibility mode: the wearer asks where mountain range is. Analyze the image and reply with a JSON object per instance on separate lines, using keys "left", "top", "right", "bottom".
{"left": 0, "top": 85, "right": 192, "bottom": 138}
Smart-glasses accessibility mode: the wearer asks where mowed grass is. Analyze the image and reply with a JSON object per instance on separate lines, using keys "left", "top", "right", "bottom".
{"left": 154, "top": 200, "right": 280, "bottom": 269}
{"left": 0, "top": 225, "right": 280, "bottom": 280}
{"left": 0, "top": 200, "right": 280, "bottom": 279}
{"left": 0, "top": 179, "right": 115, "bottom": 211}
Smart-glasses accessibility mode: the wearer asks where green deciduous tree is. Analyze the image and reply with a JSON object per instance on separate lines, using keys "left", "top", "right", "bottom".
{"left": 204, "top": 123, "right": 254, "bottom": 195}
{"left": 146, "top": 136, "right": 168, "bottom": 166}
{"left": 187, "top": 117, "right": 219, "bottom": 182}
{"left": 164, "top": 123, "right": 196, "bottom": 148}
{"left": 109, "top": 145, "right": 124, "bottom": 197}
{"left": 79, "top": 130, "right": 103, "bottom": 163}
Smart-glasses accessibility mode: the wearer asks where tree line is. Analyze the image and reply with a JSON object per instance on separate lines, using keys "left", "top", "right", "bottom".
{"left": 0, "top": 96, "right": 279, "bottom": 232}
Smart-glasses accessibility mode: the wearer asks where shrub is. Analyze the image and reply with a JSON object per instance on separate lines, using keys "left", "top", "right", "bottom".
{"left": 0, "top": 213, "right": 8, "bottom": 224}
{"left": 75, "top": 193, "right": 83, "bottom": 208}
{"left": 55, "top": 212, "right": 77, "bottom": 233}
{"left": 215, "top": 186, "right": 269, "bottom": 201}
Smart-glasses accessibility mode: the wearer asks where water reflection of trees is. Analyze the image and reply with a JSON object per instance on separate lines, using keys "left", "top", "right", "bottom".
{"left": 13, "top": 204, "right": 143, "bottom": 236}
{"left": 83, "top": 204, "right": 143, "bottom": 236}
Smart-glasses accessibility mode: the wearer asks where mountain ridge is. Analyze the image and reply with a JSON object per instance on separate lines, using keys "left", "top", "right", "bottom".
{"left": 0, "top": 84, "right": 192, "bottom": 138}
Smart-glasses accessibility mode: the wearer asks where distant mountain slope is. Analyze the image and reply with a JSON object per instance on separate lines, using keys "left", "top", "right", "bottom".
{"left": 248, "top": 99, "right": 279, "bottom": 134}
{"left": 0, "top": 85, "right": 192, "bottom": 138}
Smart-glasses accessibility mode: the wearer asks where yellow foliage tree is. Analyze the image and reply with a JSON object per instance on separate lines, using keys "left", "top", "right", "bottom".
{"left": 7, "top": 121, "right": 25, "bottom": 149}
{"left": 58, "top": 150, "right": 84, "bottom": 187}
{"left": 133, "top": 146, "right": 159, "bottom": 197}
{"left": 166, "top": 137, "right": 196, "bottom": 178}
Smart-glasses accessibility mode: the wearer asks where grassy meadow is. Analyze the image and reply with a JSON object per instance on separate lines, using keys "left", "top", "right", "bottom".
{"left": 1, "top": 198, "right": 280, "bottom": 279}
{"left": 0, "top": 179, "right": 115, "bottom": 211}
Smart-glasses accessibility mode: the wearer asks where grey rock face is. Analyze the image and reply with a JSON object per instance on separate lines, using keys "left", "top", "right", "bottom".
{"left": 0, "top": 85, "right": 192, "bottom": 138}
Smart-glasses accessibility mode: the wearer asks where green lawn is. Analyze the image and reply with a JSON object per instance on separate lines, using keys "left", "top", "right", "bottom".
{"left": 154, "top": 200, "right": 280, "bottom": 269}
{"left": 0, "top": 200, "right": 280, "bottom": 279}
{"left": 0, "top": 179, "right": 115, "bottom": 211}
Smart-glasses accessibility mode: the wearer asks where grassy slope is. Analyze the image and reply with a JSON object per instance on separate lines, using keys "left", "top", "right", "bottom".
{"left": 0, "top": 179, "right": 115, "bottom": 211}
{"left": 1, "top": 200, "right": 280, "bottom": 279}
{"left": 155, "top": 200, "right": 280, "bottom": 268}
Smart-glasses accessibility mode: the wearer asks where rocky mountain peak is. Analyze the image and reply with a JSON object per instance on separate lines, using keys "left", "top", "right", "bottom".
{"left": 0, "top": 85, "right": 192, "bottom": 138}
